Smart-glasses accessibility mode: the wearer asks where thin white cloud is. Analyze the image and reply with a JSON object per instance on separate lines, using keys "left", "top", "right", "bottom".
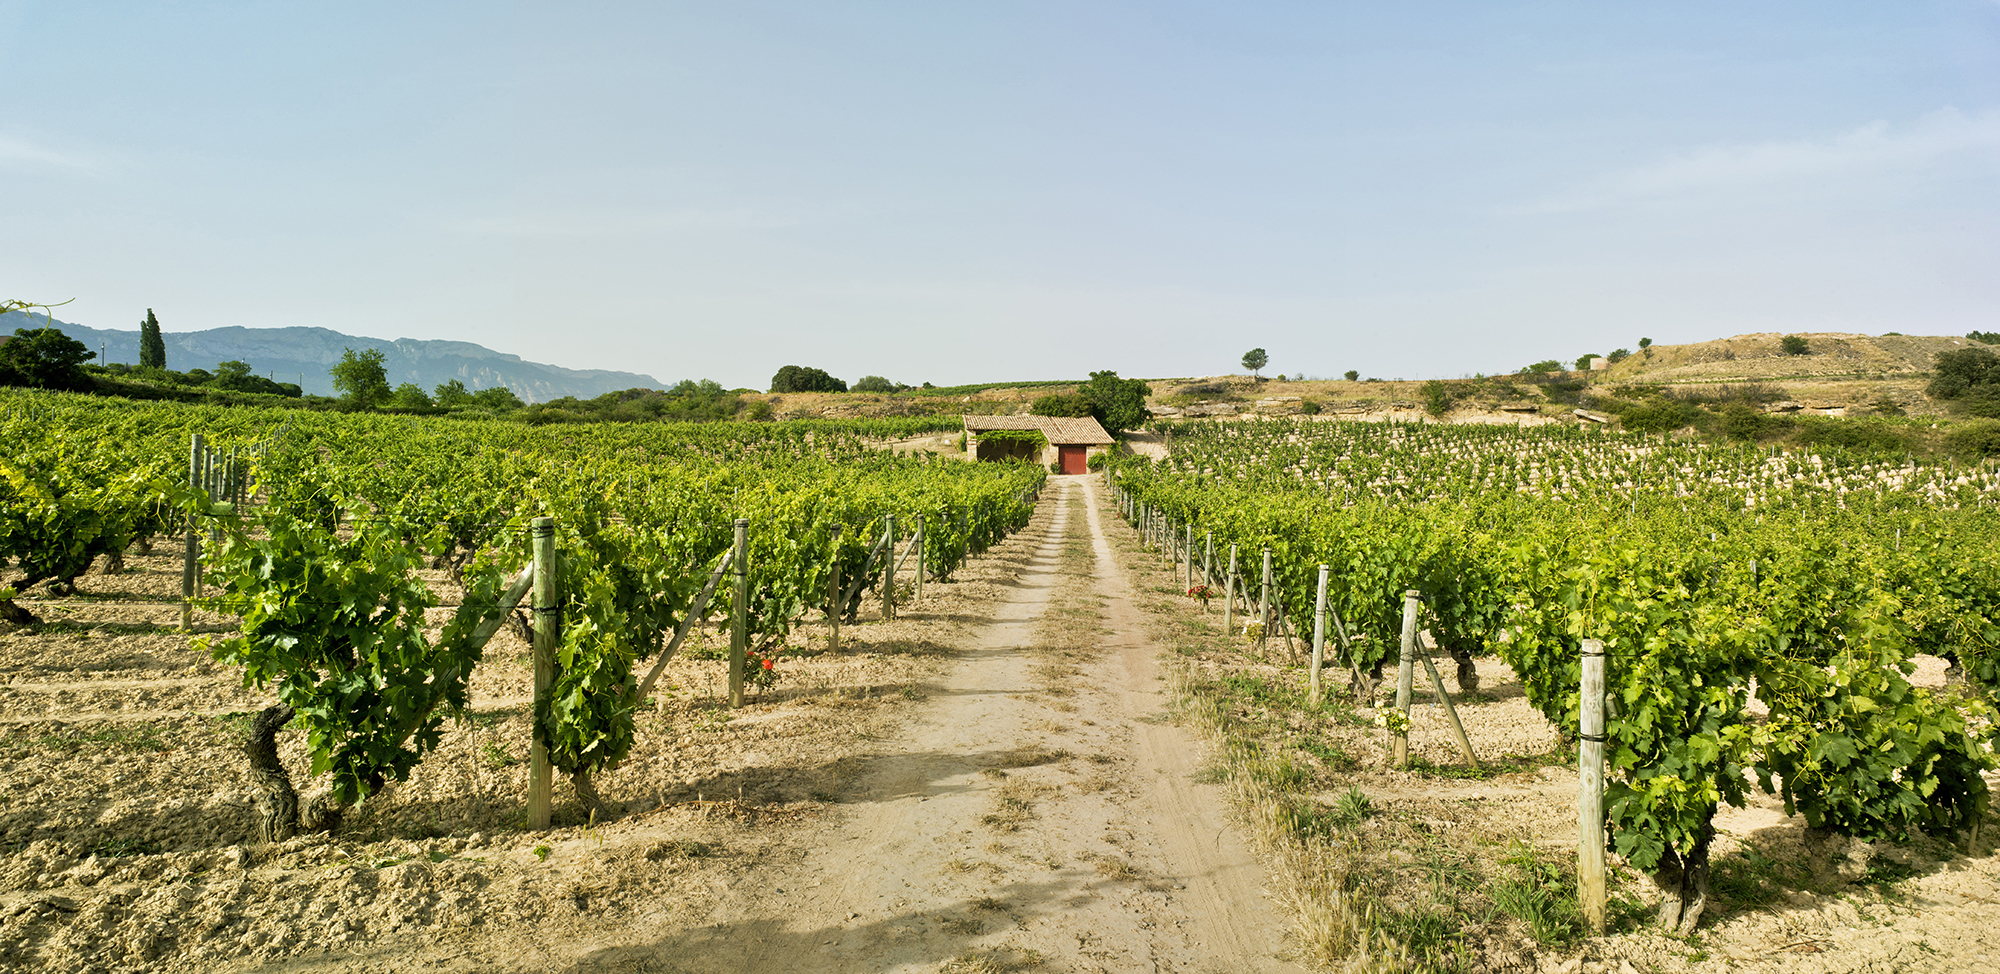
{"left": 1512, "top": 108, "right": 2000, "bottom": 214}
{"left": 0, "top": 134, "right": 101, "bottom": 171}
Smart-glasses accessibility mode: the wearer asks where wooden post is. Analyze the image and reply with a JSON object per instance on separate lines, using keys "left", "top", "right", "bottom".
{"left": 1416, "top": 634, "right": 1479, "bottom": 768}
{"left": 1392, "top": 589, "right": 1419, "bottom": 768}
{"left": 1184, "top": 523, "right": 1195, "bottom": 591}
{"left": 1224, "top": 544, "right": 1239, "bottom": 637}
{"left": 1579, "top": 638, "right": 1608, "bottom": 935}
{"left": 827, "top": 525, "right": 843, "bottom": 652}
{"left": 729, "top": 518, "right": 749, "bottom": 707}
{"left": 880, "top": 515, "right": 896, "bottom": 621}
{"left": 1258, "top": 548, "right": 1273, "bottom": 652}
{"left": 1203, "top": 532, "right": 1214, "bottom": 590}
{"left": 913, "top": 514, "right": 925, "bottom": 603}
{"left": 1310, "top": 565, "right": 1329, "bottom": 704}
{"left": 528, "top": 517, "right": 557, "bottom": 830}
{"left": 181, "top": 433, "right": 202, "bottom": 630}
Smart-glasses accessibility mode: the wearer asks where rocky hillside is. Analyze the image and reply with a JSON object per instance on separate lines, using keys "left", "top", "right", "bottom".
{"left": 1597, "top": 332, "right": 1977, "bottom": 385}
{"left": 0, "top": 313, "right": 662, "bottom": 403}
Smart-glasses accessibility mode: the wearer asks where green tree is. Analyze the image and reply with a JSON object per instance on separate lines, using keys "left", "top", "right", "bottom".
{"left": 469, "top": 386, "right": 524, "bottom": 411}
{"left": 1343, "top": 369, "right": 1359, "bottom": 382}
{"left": 1519, "top": 360, "right": 1562, "bottom": 375}
{"left": 1030, "top": 392, "right": 1093, "bottom": 417}
{"left": 1079, "top": 370, "right": 1151, "bottom": 434}
{"left": 390, "top": 383, "right": 434, "bottom": 409}
{"left": 1421, "top": 380, "right": 1452, "bottom": 417}
{"left": 852, "top": 375, "right": 897, "bottom": 393}
{"left": 434, "top": 379, "right": 473, "bottom": 407}
{"left": 0, "top": 326, "right": 96, "bottom": 391}
{"left": 1241, "top": 348, "right": 1268, "bottom": 378}
{"left": 139, "top": 308, "right": 166, "bottom": 369}
{"left": 329, "top": 347, "right": 391, "bottom": 408}
{"left": 1607, "top": 348, "right": 1632, "bottom": 363}
{"left": 1780, "top": 335, "right": 1810, "bottom": 355}
{"left": 211, "top": 360, "right": 257, "bottom": 391}
{"left": 769, "top": 365, "right": 847, "bottom": 393}
{"left": 1575, "top": 354, "right": 1600, "bottom": 371}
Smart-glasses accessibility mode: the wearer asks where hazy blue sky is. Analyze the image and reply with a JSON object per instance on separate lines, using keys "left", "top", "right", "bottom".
{"left": 5, "top": 2, "right": 1997, "bottom": 389}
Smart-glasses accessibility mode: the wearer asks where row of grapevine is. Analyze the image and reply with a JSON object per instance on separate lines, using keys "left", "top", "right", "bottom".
{"left": 1112, "top": 417, "right": 1999, "bottom": 935}
{"left": 0, "top": 388, "right": 1044, "bottom": 839}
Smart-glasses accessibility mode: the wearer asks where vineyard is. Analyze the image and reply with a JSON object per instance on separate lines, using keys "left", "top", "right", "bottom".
{"left": 8, "top": 388, "right": 2000, "bottom": 972}
{"left": 1115, "top": 416, "right": 2000, "bottom": 959}
{"left": 0, "top": 389, "right": 1044, "bottom": 971}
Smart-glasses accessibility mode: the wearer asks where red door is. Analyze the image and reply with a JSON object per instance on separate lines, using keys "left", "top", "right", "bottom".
{"left": 1058, "top": 445, "right": 1087, "bottom": 475}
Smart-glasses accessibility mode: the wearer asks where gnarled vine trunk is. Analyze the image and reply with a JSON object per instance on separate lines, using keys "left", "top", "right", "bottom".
{"left": 1654, "top": 824, "right": 1714, "bottom": 936}
{"left": 245, "top": 703, "right": 352, "bottom": 842}
{"left": 246, "top": 704, "right": 301, "bottom": 843}
{"left": 572, "top": 769, "right": 616, "bottom": 823}
{"left": 1450, "top": 647, "right": 1479, "bottom": 694}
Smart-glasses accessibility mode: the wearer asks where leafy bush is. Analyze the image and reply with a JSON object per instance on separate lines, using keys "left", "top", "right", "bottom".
{"left": 852, "top": 375, "right": 897, "bottom": 393}
{"left": 1946, "top": 420, "right": 2000, "bottom": 458}
{"left": 1620, "top": 398, "right": 1701, "bottom": 433}
{"left": 1421, "top": 380, "right": 1452, "bottom": 417}
{"left": 1930, "top": 347, "right": 2000, "bottom": 401}
{"left": 1031, "top": 392, "right": 1093, "bottom": 417}
{"left": 1079, "top": 371, "right": 1151, "bottom": 434}
{"left": 769, "top": 365, "right": 847, "bottom": 393}
{"left": 1780, "top": 335, "right": 1810, "bottom": 355}
{"left": 0, "top": 327, "right": 95, "bottom": 391}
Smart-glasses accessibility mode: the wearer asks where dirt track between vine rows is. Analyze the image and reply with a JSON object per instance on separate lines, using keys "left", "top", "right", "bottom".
{"left": 553, "top": 475, "right": 1300, "bottom": 973}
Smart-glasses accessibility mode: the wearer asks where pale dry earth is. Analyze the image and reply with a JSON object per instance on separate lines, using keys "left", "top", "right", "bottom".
{"left": 6, "top": 473, "right": 2000, "bottom": 973}
{"left": 1, "top": 476, "right": 1302, "bottom": 974}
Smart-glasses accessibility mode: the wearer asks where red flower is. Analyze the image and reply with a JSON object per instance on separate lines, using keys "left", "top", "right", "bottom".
{"left": 761, "top": 659, "right": 774, "bottom": 670}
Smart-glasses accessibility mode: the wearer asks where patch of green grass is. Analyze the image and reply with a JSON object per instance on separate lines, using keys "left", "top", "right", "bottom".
{"left": 85, "top": 835, "right": 163, "bottom": 858}
{"left": 479, "top": 741, "right": 519, "bottom": 769}
{"left": 1488, "top": 841, "right": 1584, "bottom": 946}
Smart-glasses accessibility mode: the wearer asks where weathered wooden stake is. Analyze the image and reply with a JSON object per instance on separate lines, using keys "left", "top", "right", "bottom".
{"left": 528, "top": 517, "right": 557, "bottom": 829}
{"left": 827, "top": 525, "right": 842, "bottom": 652}
{"left": 1310, "top": 565, "right": 1329, "bottom": 704}
{"left": 1416, "top": 633, "right": 1479, "bottom": 768}
{"left": 1392, "top": 589, "right": 1419, "bottom": 768}
{"left": 1579, "top": 638, "right": 1608, "bottom": 935}
{"left": 181, "top": 433, "right": 202, "bottom": 630}
{"left": 728, "top": 518, "right": 749, "bottom": 708}
{"left": 1203, "top": 532, "right": 1214, "bottom": 590}
{"left": 1224, "top": 544, "right": 1239, "bottom": 636}
{"left": 1258, "top": 548, "right": 1273, "bottom": 652}
{"left": 880, "top": 515, "right": 896, "bottom": 621}
{"left": 1184, "top": 523, "right": 1195, "bottom": 590}
{"left": 912, "top": 514, "right": 925, "bottom": 603}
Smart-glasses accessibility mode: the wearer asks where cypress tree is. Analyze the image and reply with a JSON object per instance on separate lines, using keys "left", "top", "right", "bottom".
{"left": 139, "top": 309, "right": 166, "bottom": 369}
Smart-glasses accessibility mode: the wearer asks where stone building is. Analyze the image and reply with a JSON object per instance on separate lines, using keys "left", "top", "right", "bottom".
{"left": 962, "top": 415, "right": 1114, "bottom": 474}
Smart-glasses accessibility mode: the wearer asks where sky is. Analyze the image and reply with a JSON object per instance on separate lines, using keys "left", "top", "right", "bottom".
{"left": 4, "top": 2, "right": 1997, "bottom": 389}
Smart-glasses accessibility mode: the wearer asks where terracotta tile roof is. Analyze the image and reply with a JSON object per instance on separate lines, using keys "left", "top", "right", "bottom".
{"left": 961, "top": 415, "right": 1046, "bottom": 431}
{"left": 962, "top": 414, "right": 1113, "bottom": 445}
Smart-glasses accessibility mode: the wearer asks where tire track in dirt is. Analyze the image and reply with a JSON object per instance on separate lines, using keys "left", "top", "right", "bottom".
{"left": 560, "top": 476, "right": 1301, "bottom": 974}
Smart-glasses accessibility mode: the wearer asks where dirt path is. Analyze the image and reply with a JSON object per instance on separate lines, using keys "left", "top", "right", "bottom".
{"left": 563, "top": 475, "right": 1300, "bottom": 973}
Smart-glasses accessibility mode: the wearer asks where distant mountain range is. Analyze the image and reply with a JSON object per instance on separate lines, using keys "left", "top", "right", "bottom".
{"left": 0, "top": 313, "right": 663, "bottom": 402}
